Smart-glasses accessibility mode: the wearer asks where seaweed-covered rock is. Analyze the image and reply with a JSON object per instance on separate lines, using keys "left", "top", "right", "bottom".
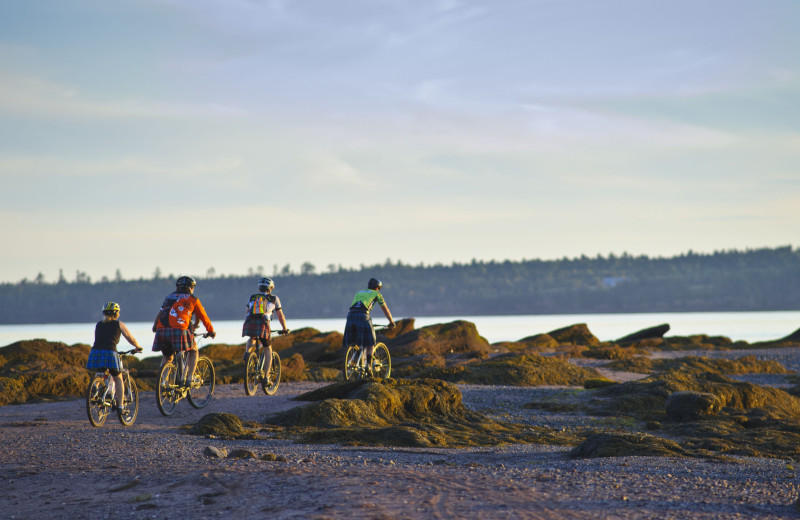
{"left": 616, "top": 324, "right": 670, "bottom": 344}
{"left": 665, "top": 391, "right": 722, "bottom": 421}
{"left": 280, "top": 353, "right": 305, "bottom": 381}
{"left": 607, "top": 355, "right": 791, "bottom": 376}
{"left": 0, "top": 340, "right": 92, "bottom": 405}
{"left": 268, "top": 378, "right": 575, "bottom": 448}
{"left": 597, "top": 371, "right": 800, "bottom": 420}
{"left": 412, "top": 353, "right": 600, "bottom": 386}
{"left": 570, "top": 432, "right": 688, "bottom": 458}
{"left": 386, "top": 321, "right": 491, "bottom": 358}
{"left": 547, "top": 324, "right": 600, "bottom": 347}
{"left": 497, "top": 334, "right": 559, "bottom": 353}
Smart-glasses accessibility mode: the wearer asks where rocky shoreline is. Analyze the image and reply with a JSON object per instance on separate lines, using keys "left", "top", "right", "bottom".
{"left": 2, "top": 361, "right": 800, "bottom": 519}
{"left": 3, "top": 320, "right": 800, "bottom": 518}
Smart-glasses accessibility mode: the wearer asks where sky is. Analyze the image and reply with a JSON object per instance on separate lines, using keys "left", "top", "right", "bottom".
{"left": 1, "top": 0, "right": 798, "bottom": 284}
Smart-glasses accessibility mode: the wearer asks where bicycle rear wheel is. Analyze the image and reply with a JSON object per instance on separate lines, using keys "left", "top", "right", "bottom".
{"left": 372, "top": 343, "right": 391, "bottom": 379}
{"left": 262, "top": 351, "right": 281, "bottom": 395}
{"left": 244, "top": 352, "right": 258, "bottom": 396}
{"left": 188, "top": 356, "right": 215, "bottom": 408}
{"left": 156, "top": 362, "right": 179, "bottom": 416}
{"left": 117, "top": 373, "right": 139, "bottom": 426}
{"left": 86, "top": 376, "right": 111, "bottom": 427}
{"left": 343, "top": 346, "right": 360, "bottom": 381}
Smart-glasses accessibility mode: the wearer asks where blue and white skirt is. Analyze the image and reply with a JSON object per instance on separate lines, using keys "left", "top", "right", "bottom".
{"left": 86, "top": 348, "right": 121, "bottom": 371}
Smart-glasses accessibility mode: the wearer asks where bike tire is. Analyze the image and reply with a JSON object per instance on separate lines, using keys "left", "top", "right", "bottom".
{"left": 343, "top": 346, "right": 360, "bottom": 381}
{"left": 373, "top": 343, "right": 391, "bottom": 379}
{"left": 244, "top": 352, "right": 258, "bottom": 396}
{"left": 86, "top": 376, "right": 110, "bottom": 427}
{"left": 156, "top": 362, "right": 179, "bottom": 417}
{"left": 117, "top": 373, "right": 139, "bottom": 426}
{"left": 188, "top": 356, "right": 215, "bottom": 409}
{"left": 262, "top": 351, "right": 280, "bottom": 395}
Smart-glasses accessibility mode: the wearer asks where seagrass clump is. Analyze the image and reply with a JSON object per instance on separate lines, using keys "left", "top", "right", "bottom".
{"left": 570, "top": 432, "right": 688, "bottom": 459}
{"left": 267, "top": 378, "right": 577, "bottom": 448}
{"left": 187, "top": 412, "right": 259, "bottom": 440}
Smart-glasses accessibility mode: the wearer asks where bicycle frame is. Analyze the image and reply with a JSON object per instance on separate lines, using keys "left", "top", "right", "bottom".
{"left": 93, "top": 349, "right": 136, "bottom": 404}
{"left": 244, "top": 330, "right": 285, "bottom": 396}
{"left": 87, "top": 348, "right": 139, "bottom": 427}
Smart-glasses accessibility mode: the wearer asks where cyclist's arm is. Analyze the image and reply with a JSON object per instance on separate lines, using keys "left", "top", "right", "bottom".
{"left": 379, "top": 302, "right": 395, "bottom": 327}
{"left": 275, "top": 308, "right": 288, "bottom": 332}
{"left": 193, "top": 298, "right": 216, "bottom": 337}
{"left": 119, "top": 322, "right": 143, "bottom": 352}
{"left": 152, "top": 312, "right": 161, "bottom": 333}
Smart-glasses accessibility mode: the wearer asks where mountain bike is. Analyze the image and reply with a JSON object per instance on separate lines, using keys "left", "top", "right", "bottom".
{"left": 156, "top": 333, "right": 215, "bottom": 416}
{"left": 343, "top": 325, "right": 392, "bottom": 380}
{"left": 86, "top": 348, "right": 140, "bottom": 427}
{"left": 244, "top": 329, "right": 288, "bottom": 396}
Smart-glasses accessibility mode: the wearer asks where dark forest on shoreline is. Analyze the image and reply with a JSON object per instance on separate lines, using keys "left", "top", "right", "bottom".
{"left": 1, "top": 246, "right": 799, "bottom": 325}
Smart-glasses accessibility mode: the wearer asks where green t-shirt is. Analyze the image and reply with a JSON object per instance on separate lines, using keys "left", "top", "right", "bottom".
{"left": 349, "top": 289, "right": 385, "bottom": 312}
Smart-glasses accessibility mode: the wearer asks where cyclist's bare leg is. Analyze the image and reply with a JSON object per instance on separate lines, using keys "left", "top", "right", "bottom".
{"left": 259, "top": 337, "right": 273, "bottom": 376}
{"left": 365, "top": 344, "right": 375, "bottom": 373}
{"left": 111, "top": 373, "right": 124, "bottom": 407}
{"left": 160, "top": 353, "right": 173, "bottom": 369}
{"left": 244, "top": 337, "right": 257, "bottom": 361}
{"left": 186, "top": 348, "right": 199, "bottom": 384}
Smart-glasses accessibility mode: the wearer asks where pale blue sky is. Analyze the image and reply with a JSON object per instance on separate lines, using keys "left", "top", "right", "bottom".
{"left": 1, "top": 0, "right": 798, "bottom": 283}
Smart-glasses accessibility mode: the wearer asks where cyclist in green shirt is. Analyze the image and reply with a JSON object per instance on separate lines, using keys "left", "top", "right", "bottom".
{"left": 342, "top": 278, "right": 395, "bottom": 375}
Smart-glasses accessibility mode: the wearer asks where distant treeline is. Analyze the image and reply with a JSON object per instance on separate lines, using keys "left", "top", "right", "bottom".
{"left": 2, "top": 246, "right": 799, "bottom": 325}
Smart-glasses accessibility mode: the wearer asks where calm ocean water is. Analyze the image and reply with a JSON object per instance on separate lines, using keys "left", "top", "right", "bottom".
{"left": 2, "top": 311, "right": 799, "bottom": 349}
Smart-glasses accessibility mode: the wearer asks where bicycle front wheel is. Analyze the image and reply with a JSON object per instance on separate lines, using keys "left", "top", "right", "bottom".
{"left": 263, "top": 351, "right": 281, "bottom": 395}
{"left": 343, "top": 346, "right": 360, "bottom": 381}
{"left": 156, "top": 362, "right": 179, "bottom": 416}
{"left": 117, "top": 373, "right": 139, "bottom": 426}
{"left": 372, "top": 343, "right": 391, "bottom": 379}
{"left": 188, "top": 357, "right": 215, "bottom": 408}
{"left": 244, "top": 352, "right": 258, "bottom": 396}
{"left": 86, "top": 376, "right": 110, "bottom": 427}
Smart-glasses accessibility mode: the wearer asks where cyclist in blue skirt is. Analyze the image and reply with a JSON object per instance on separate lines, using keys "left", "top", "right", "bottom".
{"left": 342, "top": 278, "right": 395, "bottom": 375}
{"left": 86, "top": 302, "right": 143, "bottom": 415}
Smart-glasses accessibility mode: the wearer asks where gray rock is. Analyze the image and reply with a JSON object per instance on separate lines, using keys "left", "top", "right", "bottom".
{"left": 203, "top": 446, "right": 228, "bottom": 458}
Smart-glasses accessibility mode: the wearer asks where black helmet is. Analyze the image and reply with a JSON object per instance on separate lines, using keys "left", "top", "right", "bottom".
{"left": 258, "top": 277, "right": 274, "bottom": 291}
{"left": 367, "top": 277, "right": 382, "bottom": 290}
{"left": 176, "top": 275, "right": 196, "bottom": 289}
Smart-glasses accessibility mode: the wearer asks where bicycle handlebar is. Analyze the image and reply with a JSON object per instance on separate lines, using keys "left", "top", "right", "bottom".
{"left": 271, "top": 329, "right": 290, "bottom": 336}
{"left": 374, "top": 323, "right": 396, "bottom": 330}
{"left": 119, "top": 348, "right": 142, "bottom": 356}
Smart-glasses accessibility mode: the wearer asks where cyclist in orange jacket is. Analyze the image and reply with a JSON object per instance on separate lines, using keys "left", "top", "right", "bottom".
{"left": 152, "top": 276, "right": 215, "bottom": 386}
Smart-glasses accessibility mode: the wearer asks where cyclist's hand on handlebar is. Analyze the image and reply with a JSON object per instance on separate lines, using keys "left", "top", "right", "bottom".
{"left": 207, "top": 331, "right": 216, "bottom": 339}
{"left": 135, "top": 347, "right": 143, "bottom": 353}
{"left": 388, "top": 322, "right": 396, "bottom": 329}
{"left": 281, "top": 329, "right": 290, "bottom": 335}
